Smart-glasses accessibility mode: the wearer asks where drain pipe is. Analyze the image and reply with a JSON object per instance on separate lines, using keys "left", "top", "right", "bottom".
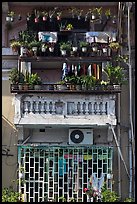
{"left": 126, "top": 2, "right": 135, "bottom": 199}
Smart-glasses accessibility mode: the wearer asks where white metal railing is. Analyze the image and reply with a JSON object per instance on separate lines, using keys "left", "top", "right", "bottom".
{"left": 14, "top": 93, "right": 116, "bottom": 125}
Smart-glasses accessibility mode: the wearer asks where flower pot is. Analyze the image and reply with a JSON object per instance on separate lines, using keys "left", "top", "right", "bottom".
{"left": 20, "top": 46, "right": 27, "bottom": 56}
{"left": 18, "top": 84, "right": 23, "bottom": 90}
{"left": 91, "top": 14, "right": 96, "bottom": 20}
{"left": 34, "top": 85, "right": 41, "bottom": 90}
{"left": 43, "top": 16, "right": 47, "bottom": 21}
{"left": 92, "top": 46, "right": 98, "bottom": 52}
{"left": 102, "top": 48, "right": 107, "bottom": 53}
{"left": 82, "top": 47, "right": 87, "bottom": 53}
{"left": 6, "top": 16, "right": 11, "bottom": 22}
{"left": 49, "top": 47, "right": 54, "bottom": 52}
{"left": 35, "top": 17, "right": 39, "bottom": 23}
{"left": 23, "top": 84, "right": 29, "bottom": 91}
{"left": 72, "top": 47, "right": 78, "bottom": 52}
{"left": 32, "top": 47, "right": 37, "bottom": 52}
{"left": 61, "top": 50, "right": 67, "bottom": 56}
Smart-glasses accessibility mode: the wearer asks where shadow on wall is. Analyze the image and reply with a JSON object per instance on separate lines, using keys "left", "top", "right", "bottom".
{"left": 2, "top": 115, "right": 18, "bottom": 188}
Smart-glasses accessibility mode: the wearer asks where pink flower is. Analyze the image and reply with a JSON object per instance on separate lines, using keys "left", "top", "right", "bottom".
{"left": 83, "top": 188, "right": 89, "bottom": 193}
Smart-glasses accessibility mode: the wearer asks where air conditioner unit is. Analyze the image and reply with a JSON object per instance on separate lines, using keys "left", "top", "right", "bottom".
{"left": 69, "top": 129, "right": 93, "bottom": 145}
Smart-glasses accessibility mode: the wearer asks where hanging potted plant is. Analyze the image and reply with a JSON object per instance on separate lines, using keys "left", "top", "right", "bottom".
{"left": 105, "top": 9, "right": 111, "bottom": 20}
{"left": 41, "top": 11, "right": 48, "bottom": 21}
{"left": 34, "top": 10, "right": 40, "bottom": 23}
{"left": 56, "top": 11, "right": 62, "bottom": 21}
{"left": 76, "top": 9, "right": 83, "bottom": 20}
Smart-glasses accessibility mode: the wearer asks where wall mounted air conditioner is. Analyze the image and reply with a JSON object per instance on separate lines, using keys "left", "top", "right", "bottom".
{"left": 69, "top": 129, "right": 93, "bottom": 145}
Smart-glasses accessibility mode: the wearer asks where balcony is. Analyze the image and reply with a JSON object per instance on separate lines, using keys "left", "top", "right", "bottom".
{"left": 14, "top": 92, "right": 117, "bottom": 126}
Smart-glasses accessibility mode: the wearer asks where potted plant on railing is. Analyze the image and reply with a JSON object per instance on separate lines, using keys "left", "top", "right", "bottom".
{"left": 29, "top": 40, "right": 41, "bottom": 56}
{"left": 60, "top": 41, "right": 72, "bottom": 56}
{"left": 109, "top": 42, "right": 120, "bottom": 53}
{"left": 79, "top": 41, "right": 89, "bottom": 53}
{"left": 6, "top": 11, "right": 15, "bottom": 22}
{"left": 10, "top": 40, "right": 21, "bottom": 53}
{"left": 28, "top": 73, "right": 42, "bottom": 90}
{"left": 104, "top": 63, "right": 125, "bottom": 89}
{"left": 57, "top": 80, "right": 68, "bottom": 90}
{"left": 80, "top": 75, "right": 97, "bottom": 91}
{"left": 9, "top": 68, "right": 19, "bottom": 90}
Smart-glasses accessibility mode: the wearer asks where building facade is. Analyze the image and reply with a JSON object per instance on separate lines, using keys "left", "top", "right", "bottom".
{"left": 2, "top": 2, "right": 135, "bottom": 202}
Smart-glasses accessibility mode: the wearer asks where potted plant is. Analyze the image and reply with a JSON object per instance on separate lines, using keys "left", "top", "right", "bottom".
{"left": 79, "top": 41, "right": 89, "bottom": 52}
{"left": 92, "top": 42, "right": 98, "bottom": 52}
{"left": 29, "top": 73, "right": 42, "bottom": 90}
{"left": 104, "top": 63, "right": 125, "bottom": 87}
{"left": 41, "top": 11, "right": 48, "bottom": 21}
{"left": 10, "top": 40, "right": 21, "bottom": 53}
{"left": 9, "top": 68, "right": 19, "bottom": 90}
{"left": 56, "top": 11, "right": 62, "bottom": 21}
{"left": 60, "top": 41, "right": 72, "bottom": 56}
{"left": 105, "top": 9, "right": 111, "bottom": 19}
{"left": 41, "top": 43, "right": 48, "bottom": 52}
{"left": 29, "top": 40, "right": 41, "bottom": 56}
{"left": 66, "top": 23, "right": 73, "bottom": 31}
{"left": 18, "top": 72, "right": 25, "bottom": 90}
{"left": 6, "top": 11, "right": 15, "bottom": 22}
{"left": 57, "top": 80, "right": 68, "bottom": 90}
{"left": 109, "top": 42, "right": 120, "bottom": 52}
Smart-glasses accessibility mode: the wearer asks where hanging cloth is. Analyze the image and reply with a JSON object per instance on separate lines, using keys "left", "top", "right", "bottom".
{"left": 62, "top": 62, "right": 68, "bottom": 80}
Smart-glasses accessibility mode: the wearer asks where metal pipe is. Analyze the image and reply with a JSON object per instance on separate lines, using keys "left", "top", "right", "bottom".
{"left": 127, "top": 2, "right": 135, "bottom": 199}
{"left": 117, "top": 93, "right": 121, "bottom": 198}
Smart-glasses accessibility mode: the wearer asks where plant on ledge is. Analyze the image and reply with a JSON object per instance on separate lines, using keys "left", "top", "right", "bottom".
{"left": 29, "top": 73, "right": 42, "bottom": 90}
{"left": 10, "top": 40, "right": 21, "bottom": 53}
{"left": 104, "top": 63, "right": 125, "bottom": 85}
{"left": 60, "top": 41, "right": 72, "bottom": 56}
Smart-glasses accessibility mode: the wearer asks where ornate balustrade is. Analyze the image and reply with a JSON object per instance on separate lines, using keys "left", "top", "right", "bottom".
{"left": 14, "top": 93, "right": 117, "bottom": 126}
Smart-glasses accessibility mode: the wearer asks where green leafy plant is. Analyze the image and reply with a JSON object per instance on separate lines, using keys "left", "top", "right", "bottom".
{"left": 10, "top": 40, "right": 21, "bottom": 52}
{"left": 9, "top": 68, "right": 25, "bottom": 84}
{"left": 101, "top": 186, "right": 119, "bottom": 202}
{"left": 60, "top": 41, "right": 72, "bottom": 51}
{"left": 66, "top": 23, "right": 73, "bottom": 30}
{"left": 79, "top": 41, "right": 89, "bottom": 48}
{"left": 29, "top": 73, "right": 42, "bottom": 85}
{"left": 124, "top": 197, "right": 134, "bottom": 202}
{"left": 109, "top": 42, "right": 120, "bottom": 50}
{"left": 104, "top": 63, "right": 125, "bottom": 85}
{"left": 2, "top": 186, "right": 22, "bottom": 202}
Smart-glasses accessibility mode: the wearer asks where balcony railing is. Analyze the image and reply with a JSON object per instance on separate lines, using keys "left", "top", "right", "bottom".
{"left": 14, "top": 92, "right": 117, "bottom": 126}
{"left": 10, "top": 83, "right": 121, "bottom": 93}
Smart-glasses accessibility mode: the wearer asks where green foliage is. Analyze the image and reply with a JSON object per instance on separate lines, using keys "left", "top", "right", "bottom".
{"left": 80, "top": 75, "right": 96, "bottom": 88}
{"left": 9, "top": 68, "right": 25, "bottom": 84}
{"left": 124, "top": 197, "right": 135, "bottom": 202}
{"left": 104, "top": 63, "right": 125, "bottom": 84}
{"left": 79, "top": 41, "right": 89, "bottom": 48}
{"left": 29, "top": 73, "right": 42, "bottom": 85}
{"left": 101, "top": 186, "right": 119, "bottom": 202}
{"left": 60, "top": 41, "right": 72, "bottom": 51}
{"left": 2, "top": 186, "right": 22, "bottom": 202}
